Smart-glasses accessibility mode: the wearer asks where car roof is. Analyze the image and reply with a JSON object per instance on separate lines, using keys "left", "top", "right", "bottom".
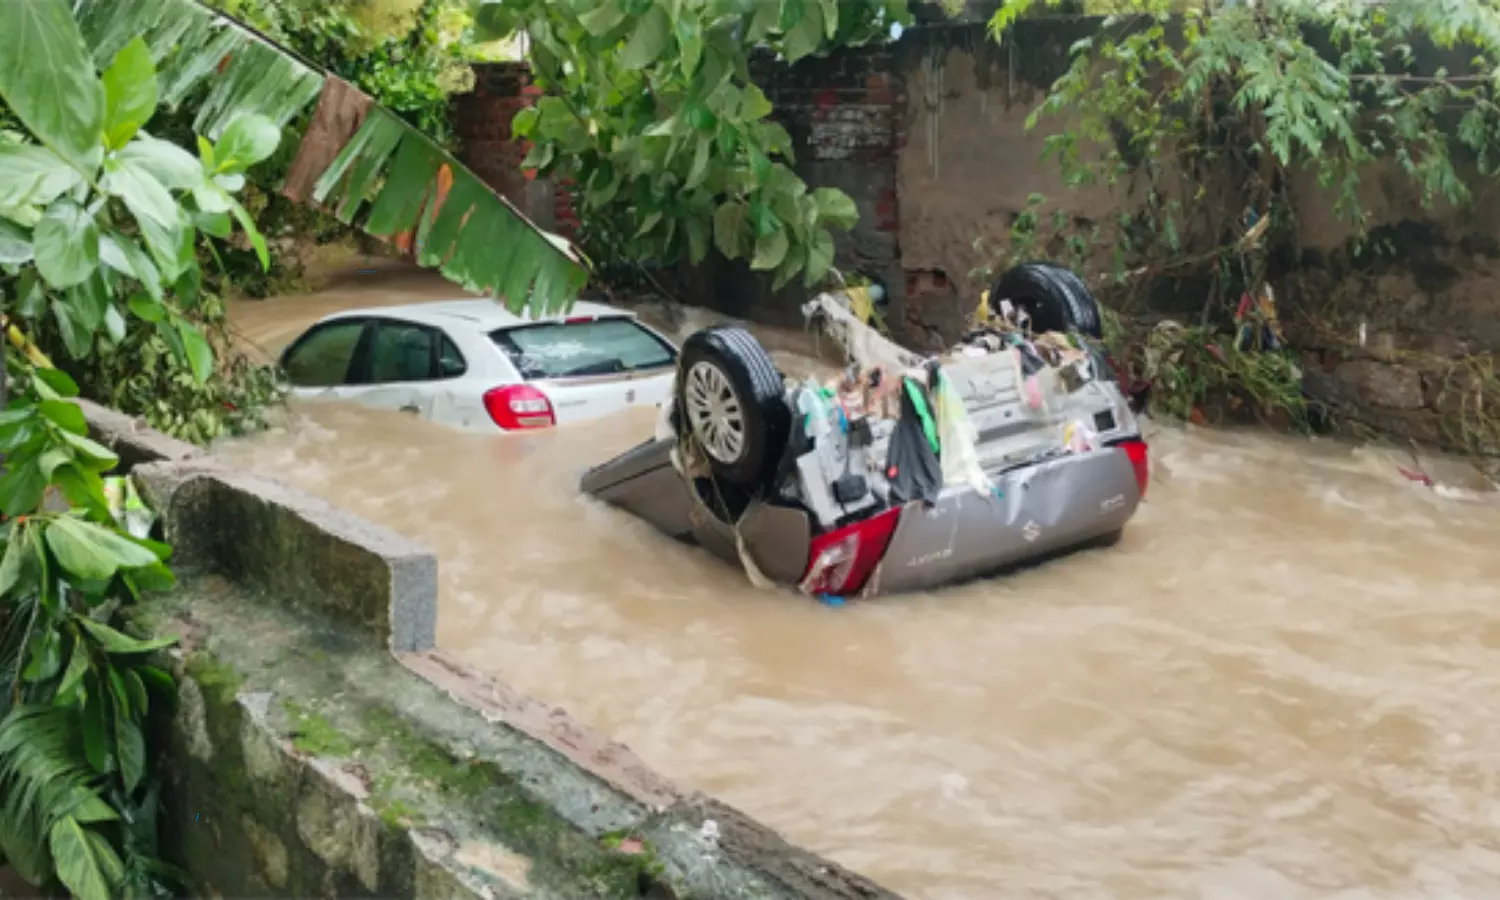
{"left": 316, "top": 298, "right": 635, "bottom": 332}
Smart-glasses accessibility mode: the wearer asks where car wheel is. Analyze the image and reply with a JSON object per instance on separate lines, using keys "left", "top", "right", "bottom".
{"left": 676, "top": 326, "right": 791, "bottom": 488}
{"left": 991, "top": 261, "right": 1104, "bottom": 339}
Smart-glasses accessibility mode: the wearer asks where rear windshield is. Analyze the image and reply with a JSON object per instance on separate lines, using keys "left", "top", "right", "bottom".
{"left": 490, "top": 317, "right": 677, "bottom": 380}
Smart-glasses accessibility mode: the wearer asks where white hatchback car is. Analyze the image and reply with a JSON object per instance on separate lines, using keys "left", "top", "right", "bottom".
{"left": 277, "top": 299, "right": 680, "bottom": 431}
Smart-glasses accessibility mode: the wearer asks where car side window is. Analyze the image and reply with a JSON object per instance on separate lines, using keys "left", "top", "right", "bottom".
{"left": 368, "top": 321, "right": 439, "bottom": 383}
{"left": 437, "top": 334, "right": 467, "bottom": 378}
{"left": 282, "top": 321, "right": 366, "bottom": 387}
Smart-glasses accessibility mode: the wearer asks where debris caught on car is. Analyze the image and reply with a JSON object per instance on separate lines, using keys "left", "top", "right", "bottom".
{"left": 582, "top": 261, "right": 1150, "bottom": 601}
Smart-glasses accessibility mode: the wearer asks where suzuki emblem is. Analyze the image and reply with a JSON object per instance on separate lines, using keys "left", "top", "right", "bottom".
{"left": 625, "top": 389, "right": 636, "bottom": 403}
{"left": 1022, "top": 520, "right": 1041, "bottom": 542}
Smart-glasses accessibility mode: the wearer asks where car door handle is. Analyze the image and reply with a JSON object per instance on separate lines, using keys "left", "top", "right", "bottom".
{"left": 399, "top": 404, "right": 420, "bottom": 415}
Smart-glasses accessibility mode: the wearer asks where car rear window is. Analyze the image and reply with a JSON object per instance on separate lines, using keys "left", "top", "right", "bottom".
{"left": 490, "top": 318, "right": 676, "bottom": 379}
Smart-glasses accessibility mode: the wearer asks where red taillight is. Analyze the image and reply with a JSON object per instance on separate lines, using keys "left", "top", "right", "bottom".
{"left": 1117, "top": 439, "right": 1150, "bottom": 499}
{"left": 564, "top": 315, "right": 595, "bottom": 324}
{"left": 798, "top": 506, "right": 902, "bottom": 599}
{"left": 483, "top": 385, "right": 556, "bottom": 430}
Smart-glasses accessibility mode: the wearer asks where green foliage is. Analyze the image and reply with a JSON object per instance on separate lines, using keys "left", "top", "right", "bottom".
{"left": 210, "top": 0, "right": 473, "bottom": 147}
{"left": 984, "top": 0, "right": 1500, "bottom": 424}
{"left": 474, "top": 0, "right": 910, "bottom": 290}
{"left": 0, "top": 4, "right": 284, "bottom": 893}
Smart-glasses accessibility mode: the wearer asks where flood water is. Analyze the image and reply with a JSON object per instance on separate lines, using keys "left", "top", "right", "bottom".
{"left": 221, "top": 266, "right": 1500, "bottom": 900}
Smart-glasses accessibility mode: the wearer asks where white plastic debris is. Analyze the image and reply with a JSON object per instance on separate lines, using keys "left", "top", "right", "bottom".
{"left": 104, "top": 475, "right": 155, "bottom": 539}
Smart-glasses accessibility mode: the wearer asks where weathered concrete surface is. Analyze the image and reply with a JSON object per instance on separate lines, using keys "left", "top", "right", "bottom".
{"left": 131, "top": 459, "right": 439, "bottom": 654}
{"left": 142, "top": 578, "right": 901, "bottom": 899}
{"left": 81, "top": 403, "right": 903, "bottom": 899}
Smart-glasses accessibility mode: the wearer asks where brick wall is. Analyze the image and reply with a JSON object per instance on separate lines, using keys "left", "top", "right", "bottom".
{"left": 451, "top": 64, "right": 576, "bottom": 235}
{"left": 750, "top": 47, "right": 905, "bottom": 321}
{"left": 450, "top": 52, "right": 905, "bottom": 326}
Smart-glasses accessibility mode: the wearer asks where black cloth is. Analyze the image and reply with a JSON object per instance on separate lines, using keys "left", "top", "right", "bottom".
{"left": 884, "top": 378, "right": 942, "bottom": 506}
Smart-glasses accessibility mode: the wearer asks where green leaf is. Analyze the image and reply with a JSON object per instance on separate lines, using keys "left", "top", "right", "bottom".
{"left": 39, "top": 447, "right": 73, "bottom": 480}
{"left": 0, "top": 531, "right": 26, "bottom": 596}
{"left": 123, "top": 668, "right": 149, "bottom": 715}
{"left": 685, "top": 214, "right": 710, "bottom": 264}
{"left": 45, "top": 516, "right": 160, "bottom": 581}
{"left": 713, "top": 201, "right": 749, "bottom": 259}
{"left": 103, "top": 304, "right": 126, "bottom": 343}
{"left": 102, "top": 157, "right": 179, "bottom": 230}
{"left": 135, "top": 211, "right": 189, "bottom": 283}
{"left": 0, "top": 460, "right": 47, "bottom": 517}
{"left": 812, "top": 187, "right": 859, "bottom": 229}
{"left": 116, "top": 709, "right": 145, "bottom": 794}
{"left": 35, "top": 366, "right": 80, "bottom": 398}
{"left": 39, "top": 399, "right": 88, "bottom": 434}
{"left": 620, "top": 4, "right": 672, "bottom": 69}
{"left": 0, "top": 0, "right": 105, "bottom": 172}
{"left": 0, "top": 220, "right": 32, "bottom": 264}
{"left": 225, "top": 195, "right": 268, "bottom": 271}
{"left": 176, "top": 320, "right": 215, "bottom": 383}
{"left": 803, "top": 227, "right": 835, "bottom": 286}
{"left": 116, "top": 136, "right": 204, "bottom": 192}
{"left": 126, "top": 293, "right": 164, "bottom": 323}
{"left": 69, "top": 793, "right": 117, "bottom": 826}
{"left": 213, "top": 114, "right": 281, "bottom": 174}
{"left": 782, "top": 1, "right": 824, "bottom": 63}
{"left": 685, "top": 136, "right": 712, "bottom": 189}
{"left": 191, "top": 210, "right": 231, "bottom": 238}
{"left": 32, "top": 199, "right": 100, "bottom": 289}
{"left": 76, "top": 617, "right": 177, "bottom": 655}
{"left": 101, "top": 232, "right": 162, "bottom": 299}
{"left": 580, "top": 0, "right": 627, "bottom": 36}
{"left": 22, "top": 629, "right": 61, "bottom": 681}
{"left": 100, "top": 38, "right": 158, "bottom": 151}
{"left": 56, "top": 640, "right": 90, "bottom": 705}
{"left": 50, "top": 298, "right": 91, "bottom": 360}
{"left": 64, "top": 271, "right": 109, "bottom": 337}
{"left": 819, "top": 0, "right": 840, "bottom": 37}
{"left": 740, "top": 85, "right": 774, "bottom": 121}
{"left": 0, "top": 143, "right": 82, "bottom": 208}
{"left": 49, "top": 817, "right": 116, "bottom": 900}
{"left": 746, "top": 1, "right": 780, "bottom": 42}
{"left": 751, "top": 226, "right": 789, "bottom": 270}
{"left": 60, "top": 430, "right": 119, "bottom": 471}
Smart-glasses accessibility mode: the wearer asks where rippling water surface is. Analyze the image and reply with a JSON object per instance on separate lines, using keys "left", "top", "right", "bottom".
{"left": 219, "top": 268, "right": 1500, "bottom": 899}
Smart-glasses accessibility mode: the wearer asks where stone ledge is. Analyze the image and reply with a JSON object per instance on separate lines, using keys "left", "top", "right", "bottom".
{"left": 78, "top": 397, "right": 204, "bottom": 468}
{"left": 132, "top": 458, "right": 438, "bottom": 654}
{"left": 150, "top": 578, "right": 903, "bottom": 899}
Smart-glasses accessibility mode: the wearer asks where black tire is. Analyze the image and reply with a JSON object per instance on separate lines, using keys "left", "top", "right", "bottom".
{"left": 676, "top": 326, "right": 790, "bottom": 488}
{"left": 990, "top": 261, "right": 1104, "bottom": 339}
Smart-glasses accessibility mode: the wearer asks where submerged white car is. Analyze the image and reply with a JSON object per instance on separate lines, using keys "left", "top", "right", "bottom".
{"left": 277, "top": 299, "right": 680, "bottom": 431}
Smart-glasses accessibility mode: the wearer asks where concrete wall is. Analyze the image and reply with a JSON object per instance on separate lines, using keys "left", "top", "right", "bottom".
{"left": 82, "top": 402, "right": 903, "bottom": 899}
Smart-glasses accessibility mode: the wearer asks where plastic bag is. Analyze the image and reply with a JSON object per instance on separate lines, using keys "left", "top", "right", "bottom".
{"left": 933, "top": 371, "right": 993, "bottom": 497}
{"left": 104, "top": 475, "right": 155, "bottom": 539}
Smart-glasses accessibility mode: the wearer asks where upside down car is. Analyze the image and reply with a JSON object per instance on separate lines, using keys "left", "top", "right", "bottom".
{"left": 579, "top": 262, "right": 1149, "bottom": 600}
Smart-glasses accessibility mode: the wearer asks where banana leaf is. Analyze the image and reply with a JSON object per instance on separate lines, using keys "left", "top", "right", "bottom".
{"left": 68, "top": 0, "right": 587, "bottom": 315}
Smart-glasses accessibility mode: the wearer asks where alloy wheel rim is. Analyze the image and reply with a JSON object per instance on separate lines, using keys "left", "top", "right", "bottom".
{"left": 684, "top": 361, "right": 745, "bottom": 463}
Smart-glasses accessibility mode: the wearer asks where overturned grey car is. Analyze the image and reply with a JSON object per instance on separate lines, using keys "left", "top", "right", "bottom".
{"left": 580, "top": 262, "right": 1150, "bottom": 600}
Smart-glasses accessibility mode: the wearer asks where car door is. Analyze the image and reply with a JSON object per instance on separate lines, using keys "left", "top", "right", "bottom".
{"left": 341, "top": 318, "right": 451, "bottom": 420}
{"left": 279, "top": 318, "right": 371, "bottom": 401}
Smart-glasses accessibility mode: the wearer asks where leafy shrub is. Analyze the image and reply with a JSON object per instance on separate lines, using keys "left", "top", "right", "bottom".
{"left": 0, "top": 6, "right": 282, "bottom": 894}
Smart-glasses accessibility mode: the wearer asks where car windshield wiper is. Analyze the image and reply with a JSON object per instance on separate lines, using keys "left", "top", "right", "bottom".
{"left": 557, "top": 359, "right": 626, "bottom": 377}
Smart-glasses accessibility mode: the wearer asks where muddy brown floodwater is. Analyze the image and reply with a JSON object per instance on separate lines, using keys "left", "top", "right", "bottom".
{"left": 222, "top": 267, "right": 1500, "bottom": 900}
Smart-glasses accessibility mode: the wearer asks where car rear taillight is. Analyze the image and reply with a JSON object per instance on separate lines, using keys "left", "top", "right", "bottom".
{"left": 798, "top": 506, "right": 902, "bottom": 599}
{"left": 483, "top": 385, "right": 555, "bottom": 430}
{"left": 1117, "top": 439, "right": 1150, "bottom": 499}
